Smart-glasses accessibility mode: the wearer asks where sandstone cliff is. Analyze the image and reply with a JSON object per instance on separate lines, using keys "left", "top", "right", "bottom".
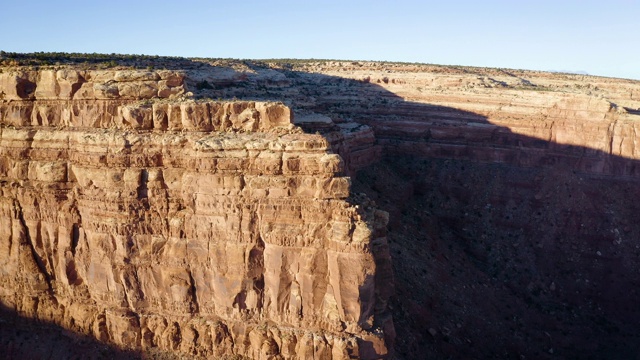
{"left": 0, "top": 65, "right": 393, "bottom": 359}
{"left": 2, "top": 55, "right": 640, "bottom": 360}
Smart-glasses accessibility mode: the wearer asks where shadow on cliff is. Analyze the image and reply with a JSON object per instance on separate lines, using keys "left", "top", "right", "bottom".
{"left": 190, "top": 58, "right": 640, "bottom": 178}
{"left": 6, "top": 56, "right": 640, "bottom": 360}
{"left": 0, "top": 303, "right": 145, "bottom": 360}
{"left": 189, "top": 60, "right": 640, "bottom": 360}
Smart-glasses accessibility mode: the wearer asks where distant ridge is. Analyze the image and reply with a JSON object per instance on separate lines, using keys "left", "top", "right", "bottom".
{"left": 548, "top": 69, "right": 590, "bottom": 75}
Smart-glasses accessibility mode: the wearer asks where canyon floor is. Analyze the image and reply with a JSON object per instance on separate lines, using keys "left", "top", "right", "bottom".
{"left": 2, "top": 53, "right": 640, "bottom": 359}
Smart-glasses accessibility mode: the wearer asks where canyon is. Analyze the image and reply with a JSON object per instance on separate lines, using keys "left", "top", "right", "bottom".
{"left": 1, "top": 54, "right": 640, "bottom": 359}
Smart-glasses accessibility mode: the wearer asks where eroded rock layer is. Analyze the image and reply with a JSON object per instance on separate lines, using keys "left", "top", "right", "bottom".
{"left": 3, "top": 56, "right": 640, "bottom": 360}
{"left": 0, "top": 68, "right": 393, "bottom": 359}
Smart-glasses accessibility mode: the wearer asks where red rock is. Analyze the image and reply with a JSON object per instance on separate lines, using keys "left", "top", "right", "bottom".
{"left": 0, "top": 66, "right": 393, "bottom": 359}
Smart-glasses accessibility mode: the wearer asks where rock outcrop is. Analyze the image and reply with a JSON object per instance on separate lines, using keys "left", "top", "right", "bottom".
{"left": 0, "top": 67, "right": 394, "bottom": 359}
{"left": 3, "top": 55, "right": 640, "bottom": 360}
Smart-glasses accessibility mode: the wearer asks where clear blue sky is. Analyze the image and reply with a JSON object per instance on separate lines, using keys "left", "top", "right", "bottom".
{"left": 2, "top": 0, "right": 639, "bottom": 79}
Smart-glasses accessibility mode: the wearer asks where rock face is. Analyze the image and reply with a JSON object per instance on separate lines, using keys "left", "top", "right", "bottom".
{"left": 3, "top": 56, "right": 640, "bottom": 360}
{"left": 179, "top": 59, "right": 640, "bottom": 177}
{"left": 0, "top": 68, "right": 394, "bottom": 359}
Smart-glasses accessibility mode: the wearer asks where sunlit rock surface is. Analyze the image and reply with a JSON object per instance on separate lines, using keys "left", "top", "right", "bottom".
{"left": 0, "top": 66, "right": 393, "bottom": 359}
